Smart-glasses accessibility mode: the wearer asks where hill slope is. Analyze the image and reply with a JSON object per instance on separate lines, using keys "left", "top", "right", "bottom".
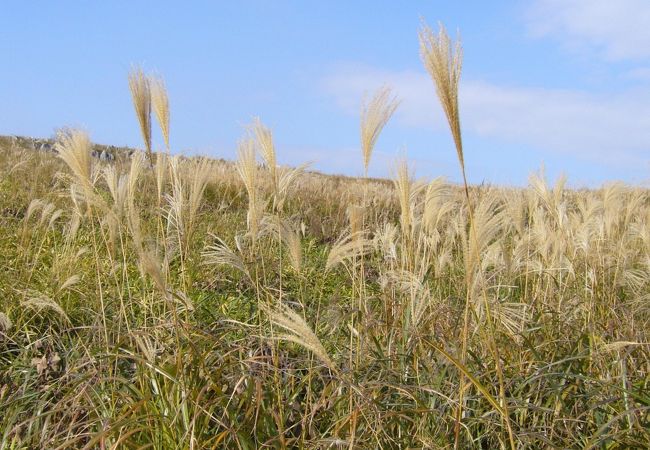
{"left": 0, "top": 132, "right": 649, "bottom": 448}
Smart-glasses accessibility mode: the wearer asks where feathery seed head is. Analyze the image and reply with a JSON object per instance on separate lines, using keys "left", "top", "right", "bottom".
{"left": 266, "top": 302, "right": 336, "bottom": 372}
{"left": 55, "top": 130, "right": 106, "bottom": 212}
{"left": 274, "top": 163, "right": 309, "bottom": 212}
{"left": 59, "top": 274, "right": 81, "bottom": 292}
{"left": 236, "top": 139, "right": 265, "bottom": 241}
{"left": 419, "top": 22, "right": 464, "bottom": 170}
{"left": 261, "top": 215, "right": 303, "bottom": 272}
{"left": 236, "top": 138, "right": 258, "bottom": 199}
{"left": 155, "top": 152, "right": 168, "bottom": 205}
{"left": 150, "top": 75, "right": 170, "bottom": 152}
{"left": 25, "top": 199, "right": 45, "bottom": 223}
{"left": 326, "top": 230, "right": 373, "bottom": 271}
{"left": 251, "top": 118, "right": 277, "bottom": 182}
{"left": 21, "top": 290, "right": 69, "bottom": 323}
{"left": 360, "top": 86, "right": 400, "bottom": 176}
{"left": 128, "top": 67, "right": 153, "bottom": 164}
{"left": 393, "top": 158, "right": 414, "bottom": 236}
{"left": 55, "top": 129, "right": 93, "bottom": 188}
{"left": 203, "top": 234, "right": 251, "bottom": 280}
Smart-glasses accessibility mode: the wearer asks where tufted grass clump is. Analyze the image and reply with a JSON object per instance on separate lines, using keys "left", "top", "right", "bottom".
{"left": 0, "top": 22, "right": 649, "bottom": 450}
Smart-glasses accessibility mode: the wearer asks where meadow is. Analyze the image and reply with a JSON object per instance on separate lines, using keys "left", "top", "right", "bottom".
{"left": 0, "top": 24, "right": 649, "bottom": 449}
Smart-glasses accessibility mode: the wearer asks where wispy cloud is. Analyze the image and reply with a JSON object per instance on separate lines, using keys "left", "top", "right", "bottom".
{"left": 526, "top": 0, "right": 650, "bottom": 61}
{"left": 322, "top": 64, "right": 650, "bottom": 169}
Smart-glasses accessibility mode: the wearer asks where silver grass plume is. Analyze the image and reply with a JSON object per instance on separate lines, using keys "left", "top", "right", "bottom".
{"left": 360, "top": 86, "right": 400, "bottom": 176}
{"left": 128, "top": 67, "right": 153, "bottom": 165}
{"left": 265, "top": 302, "right": 336, "bottom": 372}
{"left": 150, "top": 74, "right": 170, "bottom": 152}
{"left": 419, "top": 22, "right": 464, "bottom": 171}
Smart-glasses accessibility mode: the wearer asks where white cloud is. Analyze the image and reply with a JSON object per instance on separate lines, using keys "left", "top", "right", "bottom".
{"left": 527, "top": 0, "right": 650, "bottom": 61}
{"left": 322, "top": 64, "right": 650, "bottom": 168}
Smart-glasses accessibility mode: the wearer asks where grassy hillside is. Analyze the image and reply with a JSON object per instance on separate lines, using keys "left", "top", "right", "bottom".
{"left": 1, "top": 24, "right": 649, "bottom": 449}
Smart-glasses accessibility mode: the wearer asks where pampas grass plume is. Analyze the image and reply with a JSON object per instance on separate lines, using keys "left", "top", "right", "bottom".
{"left": 360, "top": 86, "right": 399, "bottom": 176}
{"left": 419, "top": 22, "right": 463, "bottom": 170}
{"left": 128, "top": 67, "right": 153, "bottom": 165}
{"left": 150, "top": 75, "right": 170, "bottom": 152}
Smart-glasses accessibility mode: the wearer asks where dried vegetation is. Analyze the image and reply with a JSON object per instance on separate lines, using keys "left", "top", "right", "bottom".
{"left": 0, "top": 22, "right": 649, "bottom": 449}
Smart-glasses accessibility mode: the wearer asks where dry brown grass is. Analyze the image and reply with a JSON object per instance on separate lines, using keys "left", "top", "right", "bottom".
{"left": 128, "top": 67, "right": 153, "bottom": 164}
{"left": 419, "top": 22, "right": 464, "bottom": 171}
{"left": 150, "top": 75, "right": 170, "bottom": 152}
{"left": 360, "top": 86, "right": 400, "bottom": 177}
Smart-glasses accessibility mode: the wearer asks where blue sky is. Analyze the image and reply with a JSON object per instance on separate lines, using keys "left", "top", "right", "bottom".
{"left": 1, "top": 1, "right": 649, "bottom": 186}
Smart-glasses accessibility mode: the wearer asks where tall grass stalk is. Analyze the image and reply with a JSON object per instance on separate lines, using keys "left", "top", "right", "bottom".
{"left": 360, "top": 86, "right": 399, "bottom": 178}
{"left": 150, "top": 75, "right": 170, "bottom": 153}
{"left": 128, "top": 67, "right": 153, "bottom": 166}
{"left": 420, "top": 21, "right": 516, "bottom": 449}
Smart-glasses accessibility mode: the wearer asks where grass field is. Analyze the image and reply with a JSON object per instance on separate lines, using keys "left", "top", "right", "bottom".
{"left": 1, "top": 24, "right": 649, "bottom": 449}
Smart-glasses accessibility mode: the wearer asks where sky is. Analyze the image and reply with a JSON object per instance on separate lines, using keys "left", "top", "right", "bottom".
{"left": 1, "top": 0, "right": 649, "bottom": 187}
